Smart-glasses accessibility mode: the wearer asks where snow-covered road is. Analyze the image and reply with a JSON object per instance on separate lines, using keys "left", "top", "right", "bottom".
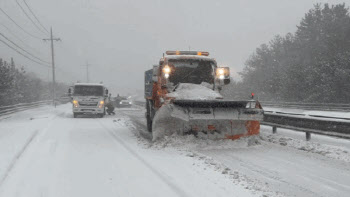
{"left": 0, "top": 104, "right": 259, "bottom": 197}
{"left": 123, "top": 105, "right": 350, "bottom": 197}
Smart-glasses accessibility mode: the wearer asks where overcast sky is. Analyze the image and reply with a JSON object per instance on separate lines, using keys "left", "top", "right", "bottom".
{"left": 1, "top": 0, "right": 349, "bottom": 95}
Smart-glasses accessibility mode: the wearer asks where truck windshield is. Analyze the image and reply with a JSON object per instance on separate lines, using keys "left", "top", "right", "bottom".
{"left": 74, "top": 86, "right": 103, "bottom": 96}
{"left": 168, "top": 59, "right": 215, "bottom": 85}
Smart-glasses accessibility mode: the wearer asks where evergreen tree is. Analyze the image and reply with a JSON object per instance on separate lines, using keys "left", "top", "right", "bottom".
{"left": 232, "top": 3, "right": 350, "bottom": 103}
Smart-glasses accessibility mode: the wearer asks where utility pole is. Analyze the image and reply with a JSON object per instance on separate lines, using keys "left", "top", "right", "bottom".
{"left": 43, "top": 27, "right": 61, "bottom": 108}
{"left": 82, "top": 62, "right": 90, "bottom": 83}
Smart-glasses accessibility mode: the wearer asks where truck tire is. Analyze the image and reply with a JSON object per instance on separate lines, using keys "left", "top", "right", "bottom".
{"left": 146, "top": 100, "right": 153, "bottom": 132}
{"left": 98, "top": 113, "right": 104, "bottom": 118}
{"left": 73, "top": 113, "right": 78, "bottom": 118}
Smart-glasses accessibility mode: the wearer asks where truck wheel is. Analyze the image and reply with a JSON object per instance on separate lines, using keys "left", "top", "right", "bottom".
{"left": 147, "top": 114, "right": 152, "bottom": 132}
{"left": 99, "top": 113, "right": 104, "bottom": 118}
{"left": 146, "top": 100, "right": 153, "bottom": 132}
{"left": 73, "top": 113, "right": 78, "bottom": 118}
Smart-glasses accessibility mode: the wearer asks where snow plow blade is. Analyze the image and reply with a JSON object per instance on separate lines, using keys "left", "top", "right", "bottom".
{"left": 152, "top": 100, "right": 264, "bottom": 140}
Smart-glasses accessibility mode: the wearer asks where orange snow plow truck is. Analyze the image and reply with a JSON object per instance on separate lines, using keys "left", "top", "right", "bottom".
{"left": 145, "top": 51, "right": 263, "bottom": 140}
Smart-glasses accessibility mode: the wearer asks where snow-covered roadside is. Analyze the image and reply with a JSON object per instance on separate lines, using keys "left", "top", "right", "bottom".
{"left": 136, "top": 132, "right": 350, "bottom": 197}
{"left": 120, "top": 116, "right": 282, "bottom": 197}
{"left": 121, "top": 107, "right": 350, "bottom": 197}
{"left": 108, "top": 117, "right": 263, "bottom": 197}
{"left": 260, "top": 125, "right": 350, "bottom": 163}
{"left": 0, "top": 105, "right": 62, "bottom": 185}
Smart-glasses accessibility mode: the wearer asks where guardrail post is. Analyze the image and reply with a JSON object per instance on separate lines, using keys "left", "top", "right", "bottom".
{"left": 272, "top": 126, "right": 277, "bottom": 134}
{"left": 306, "top": 132, "right": 311, "bottom": 141}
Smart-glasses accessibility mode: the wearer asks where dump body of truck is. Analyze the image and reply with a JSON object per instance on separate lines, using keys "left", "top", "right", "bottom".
{"left": 144, "top": 51, "right": 263, "bottom": 140}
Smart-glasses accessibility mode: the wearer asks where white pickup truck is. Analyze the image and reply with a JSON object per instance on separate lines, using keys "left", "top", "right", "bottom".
{"left": 68, "top": 83, "right": 108, "bottom": 118}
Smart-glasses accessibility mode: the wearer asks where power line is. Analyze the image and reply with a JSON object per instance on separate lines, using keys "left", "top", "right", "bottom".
{"left": 0, "top": 32, "right": 50, "bottom": 64}
{"left": 0, "top": 7, "right": 42, "bottom": 40}
{"left": 43, "top": 27, "right": 61, "bottom": 107}
{"left": 0, "top": 38, "right": 50, "bottom": 68}
{"left": 22, "top": 0, "right": 49, "bottom": 34}
{"left": 81, "top": 62, "right": 91, "bottom": 82}
{"left": 15, "top": 0, "right": 47, "bottom": 35}
{"left": 0, "top": 23, "right": 44, "bottom": 56}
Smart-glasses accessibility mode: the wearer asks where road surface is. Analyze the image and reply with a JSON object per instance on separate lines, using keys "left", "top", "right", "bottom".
{"left": 0, "top": 104, "right": 259, "bottom": 197}
{"left": 0, "top": 103, "right": 349, "bottom": 197}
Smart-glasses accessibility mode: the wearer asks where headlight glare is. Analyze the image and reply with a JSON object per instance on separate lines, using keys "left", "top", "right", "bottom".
{"left": 73, "top": 100, "right": 79, "bottom": 107}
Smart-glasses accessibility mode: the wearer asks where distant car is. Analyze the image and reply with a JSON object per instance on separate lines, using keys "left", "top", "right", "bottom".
{"left": 118, "top": 100, "right": 132, "bottom": 108}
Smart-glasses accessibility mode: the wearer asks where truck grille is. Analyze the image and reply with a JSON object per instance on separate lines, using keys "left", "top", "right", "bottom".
{"left": 79, "top": 102, "right": 98, "bottom": 107}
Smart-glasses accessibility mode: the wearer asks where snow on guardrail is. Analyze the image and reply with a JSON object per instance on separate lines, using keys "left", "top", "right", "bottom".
{"left": 261, "top": 101, "right": 350, "bottom": 112}
{"left": 0, "top": 100, "right": 52, "bottom": 117}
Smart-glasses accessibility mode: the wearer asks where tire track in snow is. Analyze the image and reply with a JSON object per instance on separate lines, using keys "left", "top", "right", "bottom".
{"left": 98, "top": 120, "right": 190, "bottom": 197}
{"left": 0, "top": 130, "right": 39, "bottom": 187}
{"left": 117, "top": 108, "right": 153, "bottom": 140}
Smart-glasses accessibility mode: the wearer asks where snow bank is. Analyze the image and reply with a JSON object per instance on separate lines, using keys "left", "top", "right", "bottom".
{"left": 151, "top": 104, "right": 187, "bottom": 141}
{"left": 260, "top": 126, "right": 350, "bottom": 163}
{"left": 166, "top": 83, "right": 222, "bottom": 100}
{"left": 150, "top": 133, "right": 261, "bottom": 151}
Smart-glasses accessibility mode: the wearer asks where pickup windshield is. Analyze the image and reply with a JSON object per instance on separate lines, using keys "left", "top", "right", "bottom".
{"left": 74, "top": 86, "right": 103, "bottom": 96}
{"left": 168, "top": 59, "right": 215, "bottom": 85}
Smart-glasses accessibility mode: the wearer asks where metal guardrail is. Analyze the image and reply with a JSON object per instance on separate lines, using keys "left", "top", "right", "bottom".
{"left": 261, "top": 101, "right": 350, "bottom": 112}
{"left": 135, "top": 99, "right": 350, "bottom": 140}
{"left": 262, "top": 112, "right": 350, "bottom": 140}
{"left": 0, "top": 100, "right": 52, "bottom": 117}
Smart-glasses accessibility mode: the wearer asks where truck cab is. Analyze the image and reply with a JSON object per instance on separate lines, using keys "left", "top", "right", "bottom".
{"left": 68, "top": 83, "right": 108, "bottom": 118}
{"left": 145, "top": 51, "right": 231, "bottom": 132}
{"left": 145, "top": 51, "right": 230, "bottom": 110}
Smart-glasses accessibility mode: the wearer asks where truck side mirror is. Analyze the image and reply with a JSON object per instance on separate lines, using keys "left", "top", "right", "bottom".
{"left": 105, "top": 89, "right": 109, "bottom": 95}
{"left": 68, "top": 88, "right": 72, "bottom": 97}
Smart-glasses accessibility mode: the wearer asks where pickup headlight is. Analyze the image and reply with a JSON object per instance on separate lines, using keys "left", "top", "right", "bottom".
{"left": 73, "top": 100, "right": 79, "bottom": 107}
{"left": 99, "top": 100, "right": 104, "bottom": 108}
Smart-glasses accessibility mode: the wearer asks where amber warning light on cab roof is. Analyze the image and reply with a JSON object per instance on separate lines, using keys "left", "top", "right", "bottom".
{"left": 166, "top": 51, "right": 209, "bottom": 56}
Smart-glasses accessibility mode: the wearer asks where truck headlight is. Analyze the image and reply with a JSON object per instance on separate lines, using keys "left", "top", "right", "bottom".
{"left": 216, "top": 67, "right": 230, "bottom": 80}
{"left": 163, "top": 65, "right": 171, "bottom": 74}
{"left": 163, "top": 65, "right": 171, "bottom": 79}
{"left": 73, "top": 100, "right": 79, "bottom": 107}
{"left": 99, "top": 100, "right": 104, "bottom": 108}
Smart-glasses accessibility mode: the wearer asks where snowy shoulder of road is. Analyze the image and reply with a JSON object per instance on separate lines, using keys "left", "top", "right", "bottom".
{"left": 141, "top": 128, "right": 350, "bottom": 197}
{"left": 121, "top": 105, "right": 350, "bottom": 197}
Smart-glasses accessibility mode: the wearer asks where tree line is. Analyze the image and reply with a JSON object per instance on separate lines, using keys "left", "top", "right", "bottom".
{"left": 0, "top": 57, "right": 67, "bottom": 106}
{"left": 224, "top": 3, "right": 350, "bottom": 103}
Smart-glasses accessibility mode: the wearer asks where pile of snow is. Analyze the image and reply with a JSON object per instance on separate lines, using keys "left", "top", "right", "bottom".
{"left": 150, "top": 133, "right": 261, "bottom": 151}
{"left": 166, "top": 83, "right": 222, "bottom": 100}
